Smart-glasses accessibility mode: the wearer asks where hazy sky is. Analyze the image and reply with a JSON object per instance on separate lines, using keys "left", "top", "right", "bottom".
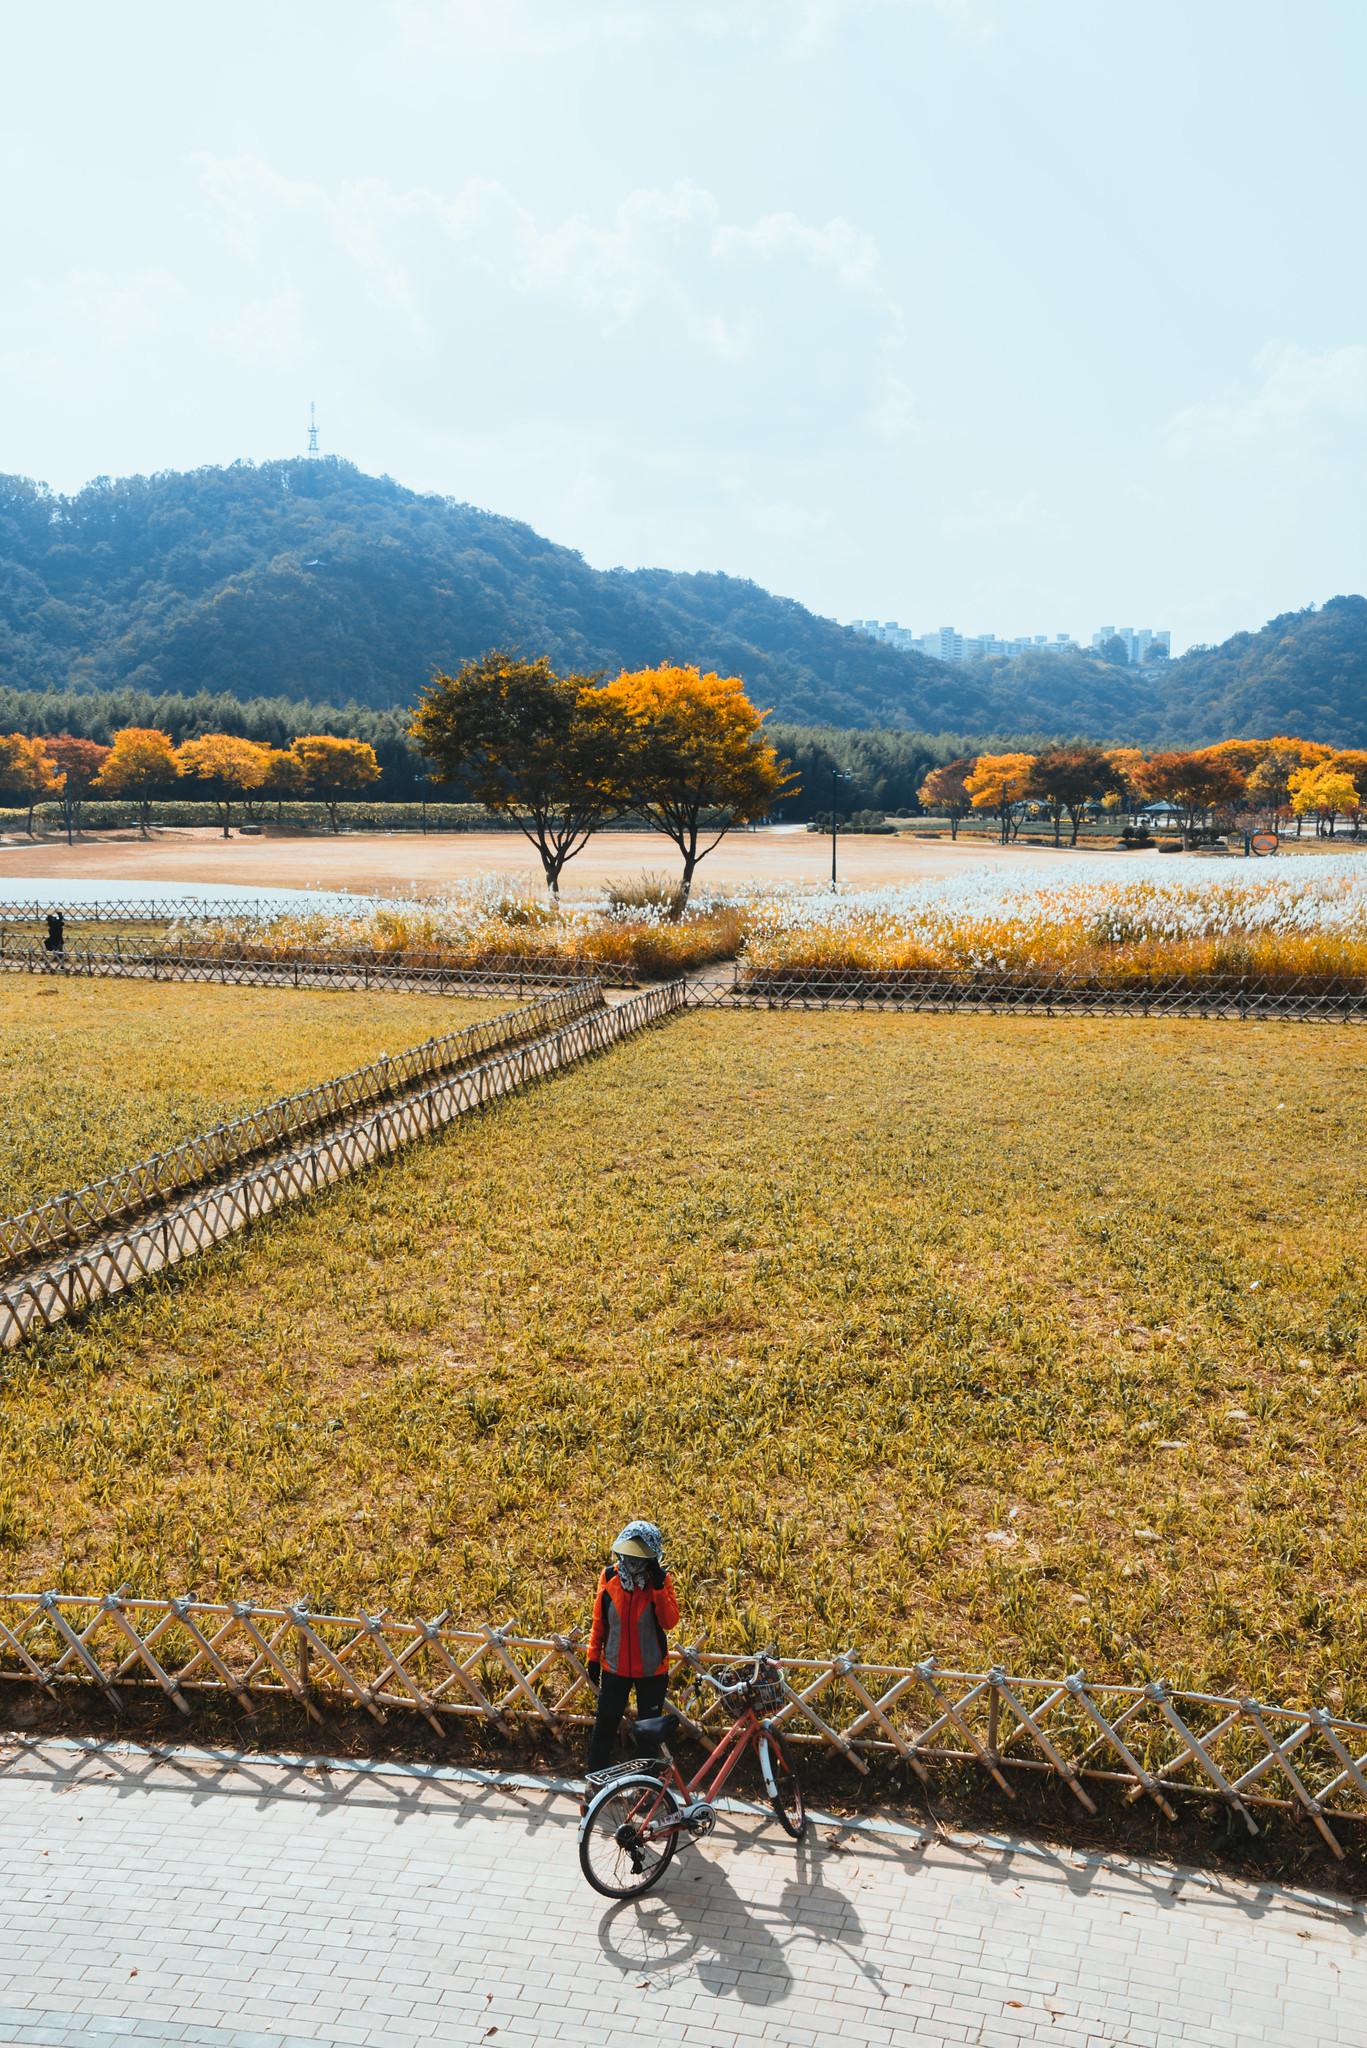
{"left": 5, "top": 0, "right": 1366, "bottom": 652}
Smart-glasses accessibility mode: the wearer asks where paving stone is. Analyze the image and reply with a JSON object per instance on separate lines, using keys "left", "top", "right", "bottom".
{"left": 0, "top": 1739, "right": 1363, "bottom": 2046}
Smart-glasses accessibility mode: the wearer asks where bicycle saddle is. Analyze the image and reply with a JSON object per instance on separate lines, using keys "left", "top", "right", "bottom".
{"left": 634, "top": 1712, "right": 680, "bottom": 1746}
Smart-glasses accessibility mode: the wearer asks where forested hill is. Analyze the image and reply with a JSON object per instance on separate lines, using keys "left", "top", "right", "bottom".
{"left": 2, "top": 459, "right": 1364, "bottom": 742}
{"left": 1162, "top": 597, "right": 1367, "bottom": 744}
{"left": 0, "top": 459, "right": 957, "bottom": 728}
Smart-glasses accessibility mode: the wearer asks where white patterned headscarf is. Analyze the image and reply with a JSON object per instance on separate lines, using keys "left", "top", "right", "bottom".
{"left": 612, "top": 1520, "right": 665, "bottom": 1592}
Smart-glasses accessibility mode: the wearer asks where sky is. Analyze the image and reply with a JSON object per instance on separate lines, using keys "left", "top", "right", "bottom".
{"left": 4, "top": 0, "right": 1366, "bottom": 654}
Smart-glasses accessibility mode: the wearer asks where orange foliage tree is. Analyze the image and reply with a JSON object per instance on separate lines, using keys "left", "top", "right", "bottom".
{"left": 600, "top": 664, "right": 794, "bottom": 914}
{"left": 289, "top": 734, "right": 381, "bottom": 832}
{"left": 917, "top": 757, "right": 975, "bottom": 839}
{"left": 92, "top": 728, "right": 181, "bottom": 836}
{"left": 1133, "top": 751, "right": 1246, "bottom": 834}
{"left": 247, "top": 746, "right": 309, "bottom": 819}
{"left": 42, "top": 734, "right": 111, "bottom": 843}
{"left": 0, "top": 733, "right": 62, "bottom": 836}
{"left": 176, "top": 734, "right": 273, "bottom": 839}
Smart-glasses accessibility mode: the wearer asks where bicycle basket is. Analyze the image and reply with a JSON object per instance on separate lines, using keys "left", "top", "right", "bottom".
{"left": 712, "top": 1659, "right": 786, "bottom": 1719}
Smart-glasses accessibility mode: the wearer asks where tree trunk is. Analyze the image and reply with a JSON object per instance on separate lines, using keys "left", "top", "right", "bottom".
{"left": 671, "top": 847, "right": 698, "bottom": 920}
{"left": 26, "top": 802, "right": 35, "bottom": 838}
{"left": 949, "top": 814, "right": 958, "bottom": 841}
{"left": 539, "top": 839, "right": 564, "bottom": 899}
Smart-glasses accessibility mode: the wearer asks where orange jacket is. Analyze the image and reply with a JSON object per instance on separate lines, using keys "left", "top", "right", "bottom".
{"left": 587, "top": 1565, "right": 680, "bottom": 1679}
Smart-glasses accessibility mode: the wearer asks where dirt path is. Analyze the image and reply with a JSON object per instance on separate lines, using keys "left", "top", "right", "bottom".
{"left": 0, "top": 824, "right": 1099, "bottom": 901}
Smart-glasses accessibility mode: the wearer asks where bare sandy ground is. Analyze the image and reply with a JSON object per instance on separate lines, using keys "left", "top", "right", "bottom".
{"left": 0, "top": 824, "right": 1104, "bottom": 900}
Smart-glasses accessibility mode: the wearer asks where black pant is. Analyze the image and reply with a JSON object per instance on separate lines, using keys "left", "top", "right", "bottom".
{"left": 586, "top": 1671, "right": 668, "bottom": 1772}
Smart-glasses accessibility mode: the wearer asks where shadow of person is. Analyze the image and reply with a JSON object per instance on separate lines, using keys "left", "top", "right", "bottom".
{"left": 598, "top": 1842, "right": 796, "bottom": 2007}
{"left": 777, "top": 1829, "right": 884, "bottom": 1997}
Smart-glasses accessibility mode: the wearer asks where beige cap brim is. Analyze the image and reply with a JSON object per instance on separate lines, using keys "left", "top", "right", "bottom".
{"left": 613, "top": 1538, "right": 653, "bottom": 1559}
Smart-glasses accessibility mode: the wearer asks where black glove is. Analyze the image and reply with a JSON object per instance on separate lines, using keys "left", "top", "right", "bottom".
{"left": 586, "top": 1660, "right": 601, "bottom": 1688}
{"left": 648, "top": 1561, "right": 667, "bottom": 1589}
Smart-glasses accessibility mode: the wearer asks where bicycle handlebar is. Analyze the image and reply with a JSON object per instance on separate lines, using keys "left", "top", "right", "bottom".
{"left": 695, "top": 1651, "right": 780, "bottom": 1699}
{"left": 698, "top": 1669, "right": 751, "bottom": 1699}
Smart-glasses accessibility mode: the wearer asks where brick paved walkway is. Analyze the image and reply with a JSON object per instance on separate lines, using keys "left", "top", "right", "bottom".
{"left": 1, "top": 1736, "right": 1362, "bottom": 2047}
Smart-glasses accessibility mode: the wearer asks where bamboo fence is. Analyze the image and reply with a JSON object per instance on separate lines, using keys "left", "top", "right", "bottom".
{"left": 0, "top": 983, "right": 603, "bottom": 1278}
{"left": 0, "top": 898, "right": 267, "bottom": 926}
{"left": 691, "top": 965, "right": 1367, "bottom": 1021}
{"left": 5, "top": 933, "right": 1365, "bottom": 1017}
{"left": 0, "top": 980, "right": 685, "bottom": 1348}
{"left": 2, "top": 1592, "right": 1363, "bottom": 1855}
{"left": 0, "top": 937, "right": 599, "bottom": 998}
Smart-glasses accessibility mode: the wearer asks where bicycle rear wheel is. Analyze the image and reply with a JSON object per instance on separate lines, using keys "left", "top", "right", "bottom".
{"left": 578, "top": 1773, "right": 682, "bottom": 1898}
{"left": 758, "top": 1729, "right": 807, "bottom": 1839}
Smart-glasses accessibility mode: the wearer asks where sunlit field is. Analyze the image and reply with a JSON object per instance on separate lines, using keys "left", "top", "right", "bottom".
{"left": 0, "top": 979, "right": 496, "bottom": 1216}
{"left": 740, "top": 856, "right": 1367, "bottom": 987}
{"left": 150, "top": 852, "right": 1367, "bottom": 987}
{"left": 5, "top": 1009, "right": 1364, "bottom": 1713}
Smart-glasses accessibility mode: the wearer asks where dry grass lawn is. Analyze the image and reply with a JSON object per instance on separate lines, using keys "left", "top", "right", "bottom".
{"left": 3, "top": 1009, "right": 1364, "bottom": 1710}
{"left": 0, "top": 978, "right": 495, "bottom": 1215}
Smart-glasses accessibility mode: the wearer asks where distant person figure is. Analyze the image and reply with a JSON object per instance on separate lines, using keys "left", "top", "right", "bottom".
{"left": 42, "top": 912, "right": 65, "bottom": 956}
{"left": 584, "top": 1520, "right": 679, "bottom": 1780}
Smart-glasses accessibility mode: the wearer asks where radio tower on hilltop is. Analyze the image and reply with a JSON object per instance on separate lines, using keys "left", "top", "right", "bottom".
{"left": 307, "top": 401, "right": 320, "bottom": 456}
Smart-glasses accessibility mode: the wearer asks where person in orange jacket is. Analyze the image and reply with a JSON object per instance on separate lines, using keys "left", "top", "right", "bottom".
{"left": 584, "top": 1520, "right": 680, "bottom": 1774}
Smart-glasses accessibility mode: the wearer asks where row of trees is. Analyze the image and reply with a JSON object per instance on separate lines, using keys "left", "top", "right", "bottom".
{"left": 918, "top": 737, "right": 1367, "bottom": 843}
{"left": 0, "top": 729, "right": 380, "bottom": 839}
{"left": 410, "top": 654, "right": 790, "bottom": 910}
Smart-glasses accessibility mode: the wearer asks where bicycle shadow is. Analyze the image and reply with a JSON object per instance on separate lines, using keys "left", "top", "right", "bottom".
{"left": 596, "top": 1838, "right": 796, "bottom": 2006}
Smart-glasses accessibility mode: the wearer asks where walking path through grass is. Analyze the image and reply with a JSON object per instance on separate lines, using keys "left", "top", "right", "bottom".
{"left": 0, "top": 978, "right": 496, "bottom": 1217}
{"left": 0, "top": 1736, "right": 1360, "bottom": 2046}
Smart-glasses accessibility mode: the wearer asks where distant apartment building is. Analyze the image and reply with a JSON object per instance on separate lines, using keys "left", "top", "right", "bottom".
{"left": 1089, "top": 626, "right": 1171, "bottom": 664}
{"left": 849, "top": 619, "right": 1170, "bottom": 666}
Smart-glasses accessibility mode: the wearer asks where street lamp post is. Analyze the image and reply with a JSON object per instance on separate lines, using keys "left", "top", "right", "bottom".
{"left": 830, "top": 766, "right": 849, "bottom": 889}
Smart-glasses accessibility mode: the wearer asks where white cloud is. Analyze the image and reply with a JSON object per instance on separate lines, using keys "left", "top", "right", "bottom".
{"left": 194, "top": 156, "right": 906, "bottom": 372}
{"left": 60, "top": 269, "right": 185, "bottom": 347}
{"left": 939, "top": 489, "right": 1067, "bottom": 541}
{"left": 868, "top": 373, "right": 926, "bottom": 443}
{"left": 216, "top": 291, "right": 308, "bottom": 370}
{"left": 390, "top": 0, "right": 994, "bottom": 59}
{"left": 391, "top": 0, "right": 648, "bottom": 59}
{"left": 712, "top": 212, "right": 881, "bottom": 291}
{"left": 1164, "top": 343, "right": 1367, "bottom": 459}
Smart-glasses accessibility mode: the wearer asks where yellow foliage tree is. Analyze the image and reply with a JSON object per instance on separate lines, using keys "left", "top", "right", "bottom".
{"left": 1289, "top": 763, "right": 1361, "bottom": 839}
{"left": 964, "top": 752, "right": 1035, "bottom": 843}
{"left": 0, "top": 733, "right": 62, "bottom": 837}
{"left": 91, "top": 727, "right": 180, "bottom": 837}
{"left": 599, "top": 664, "right": 794, "bottom": 913}
{"left": 1245, "top": 737, "right": 1334, "bottom": 821}
{"left": 176, "top": 734, "right": 273, "bottom": 839}
{"left": 289, "top": 734, "right": 381, "bottom": 832}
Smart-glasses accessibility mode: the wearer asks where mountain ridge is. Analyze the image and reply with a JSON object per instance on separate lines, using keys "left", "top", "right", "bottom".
{"left": 1, "top": 458, "right": 1364, "bottom": 744}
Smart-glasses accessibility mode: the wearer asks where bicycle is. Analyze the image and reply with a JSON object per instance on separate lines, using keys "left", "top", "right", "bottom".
{"left": 577, "top": 1652, "right": 806, "bottom": 1898}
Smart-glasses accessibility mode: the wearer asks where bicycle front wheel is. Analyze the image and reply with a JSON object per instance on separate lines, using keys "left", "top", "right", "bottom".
{"left": 758, "top": 1729, "right": 807, "bottom": 1839}
{"left": 578, "top": 1773, "right": 682, "bottom": 1899}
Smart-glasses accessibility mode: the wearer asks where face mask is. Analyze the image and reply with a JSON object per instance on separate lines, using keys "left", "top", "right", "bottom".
{"left": 614, "top": 1553, "right": 652, "bottom": 1591}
